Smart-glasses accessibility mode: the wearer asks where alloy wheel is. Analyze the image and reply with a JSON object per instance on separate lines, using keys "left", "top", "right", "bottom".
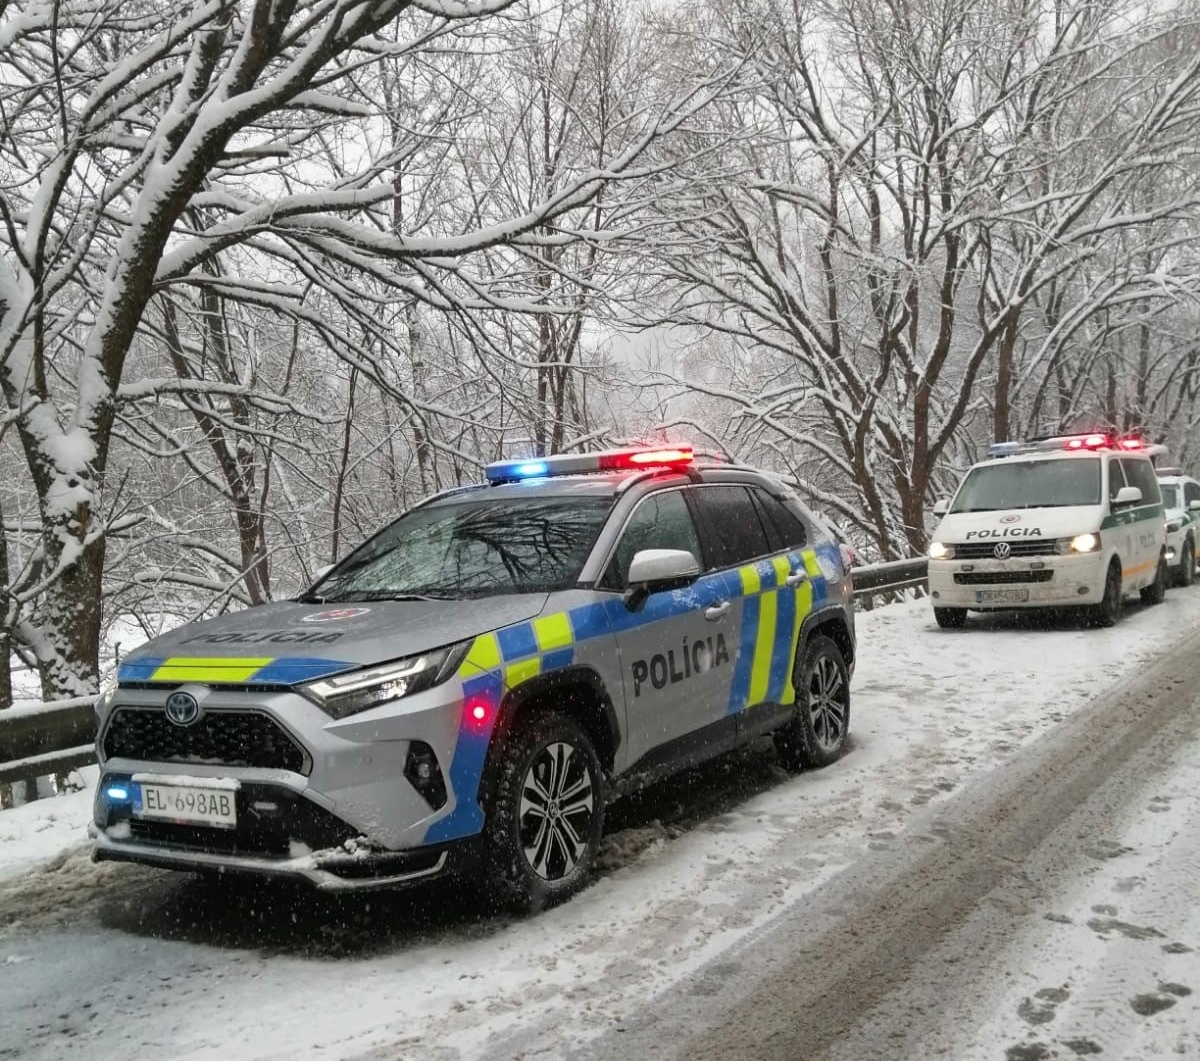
{"left": 808, "top": 655, "right": 848, "bottom": 752}
{"left": 519, "top": 741, "right": 596, "bottom": 881}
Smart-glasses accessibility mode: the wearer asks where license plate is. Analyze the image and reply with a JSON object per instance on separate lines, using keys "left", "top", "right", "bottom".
{"left": 133, "top": 781, "right": 238, "bottom": 829}
{"left": 975, "top": 588, "right": 1029, "bottom": 603}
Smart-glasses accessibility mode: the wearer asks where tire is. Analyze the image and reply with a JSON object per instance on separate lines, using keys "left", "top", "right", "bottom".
{"left": 775, "top": 634, "right": 851, "bottom": 771}
{"left": 934, "top": 606, "right": 967, "bottom": 629}
{"left": 1090, "top": 561, "right": 1123, "bottom": 627}
{"left": 1140, "top": 554, "right": 1167, "bottom": 606}
{"left": 482, "top": 712, "right": 605, "bottom": 912}
{"left": 1175, "top": 538, "right": 1195, "bottom": 588}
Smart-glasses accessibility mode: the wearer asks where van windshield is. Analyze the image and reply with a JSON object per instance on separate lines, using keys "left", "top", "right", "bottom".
{"left": 950, "top": 458, "right": 1101, "bottom": 513}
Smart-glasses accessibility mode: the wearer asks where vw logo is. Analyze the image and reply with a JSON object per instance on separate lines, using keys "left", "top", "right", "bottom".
{"left": 993, "top": 542, "right": 1012, "bottom": 560}
{"left": 164, "top": 691, "right": 200, "bottom": 727}
{"left": 1000, "top": 514, "right": 1022, "bottom": 524}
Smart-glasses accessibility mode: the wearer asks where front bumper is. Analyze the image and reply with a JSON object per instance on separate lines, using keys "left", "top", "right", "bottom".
{"left": 91, "top": 677, "right": 491, "bottom": 885}
{"left": 928, "top": 552, "right": 1105, "bottom": 609}
{"left": 90, "top": 816, "right": 475, "bottom": 891}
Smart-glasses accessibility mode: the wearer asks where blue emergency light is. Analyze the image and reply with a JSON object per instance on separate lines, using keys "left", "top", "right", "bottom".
{"left": 485, "top": 446, "right": 694, "bottom": 484}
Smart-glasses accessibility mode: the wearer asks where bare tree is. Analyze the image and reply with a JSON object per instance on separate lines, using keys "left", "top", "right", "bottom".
{"left": 641, "top": 0, "right": 1200, "bottom": 557}
{"left": 0, "top": 0, "right": 728, "bottom": 697}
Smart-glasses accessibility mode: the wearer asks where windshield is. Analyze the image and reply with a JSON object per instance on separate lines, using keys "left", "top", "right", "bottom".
{"left": 312, "top": 496, "right": 612, "bottom": 600}
{"left": 950, "top": 458, "right": 1101, "bottom": 512}
{"left": 1160, "top": 484, "right": 1180, "bottom": 510}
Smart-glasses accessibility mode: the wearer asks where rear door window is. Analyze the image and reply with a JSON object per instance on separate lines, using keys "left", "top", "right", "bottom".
{"left": 691, "top": 486, "right": 773, "bottom": 569}
{"left": 750, "top": 488, "right": 808, "bottom": 550}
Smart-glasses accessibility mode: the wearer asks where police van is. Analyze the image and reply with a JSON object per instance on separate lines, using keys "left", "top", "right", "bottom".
{"left": 91, "top": 446, "right": 855, "bottom": 909}
{"left": 927, "top": 434, "right": 1168, "bottom": 628}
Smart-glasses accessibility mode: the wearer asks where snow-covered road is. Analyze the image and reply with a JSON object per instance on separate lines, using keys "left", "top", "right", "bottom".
{"left": 2, "top": 592, "right": 1199, "bottom": 1061}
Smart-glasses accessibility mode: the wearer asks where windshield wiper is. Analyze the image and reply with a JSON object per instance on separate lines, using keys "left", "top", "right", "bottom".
{"left": 294, "top": 594, "right": 327, "bottom": 604}
{"left": 334, "top": 590, "right": 452, "bottom": 602}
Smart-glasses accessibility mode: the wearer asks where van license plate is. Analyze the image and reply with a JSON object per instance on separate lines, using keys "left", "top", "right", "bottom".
{"left": 134, "top": 782, "right": 238, "bottom": 829}
{"left": 976, "top": 588, "right": 1029, "bottom": 603}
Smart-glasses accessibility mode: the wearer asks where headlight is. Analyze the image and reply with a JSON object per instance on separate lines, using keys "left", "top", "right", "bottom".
{"left": 928, "top": 541, "right": 954, "bottom": 560}
{"left": 302, "top": 642, "right": 470, "bottom": 719}
{"left": 1166, "top": 519, "right": 1183, "bottom": 534}
{"left": 1067, "top": 533, "right": 1099, "bottom": 553}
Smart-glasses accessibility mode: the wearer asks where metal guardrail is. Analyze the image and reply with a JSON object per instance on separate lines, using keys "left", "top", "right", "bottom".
{"left": 0, "top": 697, "right": 98, "bottom": 787}
{"left": 851, "top": 557, "right": 929, "bottom": 607}
{"left": 0, "top": 556, "right": 930, "bottom": 791}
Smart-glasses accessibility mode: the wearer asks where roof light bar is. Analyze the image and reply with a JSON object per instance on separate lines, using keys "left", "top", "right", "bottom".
{"left": 485, "top": 445, "right": 694, "bottom": 483}
{"left": 988, "top": 433, "right": 1161, "bottom": 458}
{"left": 987, "top": 441, "right": 1022, "bottom": 458}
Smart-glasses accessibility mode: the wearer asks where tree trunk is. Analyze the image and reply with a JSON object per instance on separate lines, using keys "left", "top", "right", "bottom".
{"left": 993, "top": 312, "right": 1018, "bottom": 442}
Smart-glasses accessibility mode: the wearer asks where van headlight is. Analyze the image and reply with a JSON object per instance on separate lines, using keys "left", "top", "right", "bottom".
{"left": 1065, "top": 533, "right": 1099, "bottom": 554}
{"left": 928, "top": 541, "right": 954, "bottom": 560}
{"left": 302, "top": 642, "right": 470, "bottom": 719}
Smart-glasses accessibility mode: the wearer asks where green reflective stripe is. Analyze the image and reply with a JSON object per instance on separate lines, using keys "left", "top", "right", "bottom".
{"left": 1100, "top": 503, "right": 1165, "bottom": 530}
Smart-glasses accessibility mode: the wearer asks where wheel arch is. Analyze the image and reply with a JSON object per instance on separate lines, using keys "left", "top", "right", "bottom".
{"left": 475, "top": 665, "right": 620, "bottom": 807}
{"left": 799, "top": 606, "right": 855, "bottom": 671}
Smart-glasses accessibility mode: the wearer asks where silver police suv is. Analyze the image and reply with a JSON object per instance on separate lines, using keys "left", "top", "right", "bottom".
{"left": 92, "top": 446, "right": 855, "bottom": 909}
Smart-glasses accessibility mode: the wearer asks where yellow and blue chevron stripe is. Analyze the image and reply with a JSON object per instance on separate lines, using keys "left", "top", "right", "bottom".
{"left": 428, "top": 544, "right": 835, "bottom": 844}
{"left": 116, "top": 656, "right": 356, "bottom": 685}
{"left": 451, "top": 545, "right": 834, "bottom": 706}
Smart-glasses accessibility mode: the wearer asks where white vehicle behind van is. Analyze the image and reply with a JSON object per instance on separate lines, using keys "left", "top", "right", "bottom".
{"left": 1155, "top": 468, "right": 1200, "bottom": 587}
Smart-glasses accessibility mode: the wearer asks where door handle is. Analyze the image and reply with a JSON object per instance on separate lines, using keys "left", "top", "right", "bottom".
{"left": 704, "top": 601, "right": 731, "bottom": 621}
{"left": 785, "top": 569, "right": 809, "bottom": 587}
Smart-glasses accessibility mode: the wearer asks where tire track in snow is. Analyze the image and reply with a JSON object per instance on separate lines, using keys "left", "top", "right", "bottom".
{"left": 561, "top": 624, "right": 1200, "bottom": 1061}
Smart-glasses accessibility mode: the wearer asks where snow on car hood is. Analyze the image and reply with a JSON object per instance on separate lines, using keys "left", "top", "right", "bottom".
{"left": 117, "top": 594, "right": 550, "bottom": 684}
{"left": 933, "top": 506, "right": 1105, "bottom": 544}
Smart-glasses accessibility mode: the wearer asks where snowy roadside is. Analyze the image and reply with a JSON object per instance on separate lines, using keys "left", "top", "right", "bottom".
{"left": 3, "top": 592, "right": 1200, "bottom": 1061}
{"left": 0, "top": 778, "right": 95, "bottom": 883}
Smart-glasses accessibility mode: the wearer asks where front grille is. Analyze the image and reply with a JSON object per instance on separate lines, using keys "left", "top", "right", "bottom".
{"left": 954, "top": 570, "right": 1054, "bottom": 585}
{"left": 103, "top": 708, "right": 309, "bottom": 774}
{"left": 955, "top": 539, "right": 1062, "bottom": 559}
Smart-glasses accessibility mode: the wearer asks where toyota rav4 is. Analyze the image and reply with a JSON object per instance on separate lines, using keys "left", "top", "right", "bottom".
{"left": 92, "top": 446, "right": 855, "bottom": 909}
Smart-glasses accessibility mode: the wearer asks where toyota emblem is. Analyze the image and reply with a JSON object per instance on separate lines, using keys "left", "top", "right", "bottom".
{"left": 164, "top": 691, "right": 200, "bottom": 727}
{"left": 993, "top": 542, "right": 1012, "bottom": 560}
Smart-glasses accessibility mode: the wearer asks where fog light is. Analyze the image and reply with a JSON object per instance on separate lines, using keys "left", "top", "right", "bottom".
{"left": 404, "top": 742, "right": 447, "bottom": 810}
{"left": 1166, "top": 547, "right": 1177, "bottom": 562}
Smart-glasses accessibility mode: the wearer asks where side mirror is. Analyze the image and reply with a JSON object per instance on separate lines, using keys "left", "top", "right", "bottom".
{"left": 1113, "top": 485, "right": 1142, "bottom": 507}
{"left": 624, "top": 549, "right": 700, "bottom": 611}
{"left": 931, "top": 498, "right": 950, "bottom": 517}
{"left": 1189, "top": 499, "right": 1200, "bottom": 512}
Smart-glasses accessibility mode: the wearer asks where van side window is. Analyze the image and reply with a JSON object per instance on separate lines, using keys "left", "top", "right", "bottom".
{"left": 1186, "top": 481, "right": 1200, "bottom": 508}
{"left": 1119, "top": 459, "right": 1160, "bottom": 506}
{"left": 1107, "top": 460, "right": 1127, "bottom": 502}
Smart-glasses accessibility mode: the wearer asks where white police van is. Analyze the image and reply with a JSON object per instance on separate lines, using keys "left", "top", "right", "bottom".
{"left": 927, "top": 434, "right": 1168, "bottom": 628}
